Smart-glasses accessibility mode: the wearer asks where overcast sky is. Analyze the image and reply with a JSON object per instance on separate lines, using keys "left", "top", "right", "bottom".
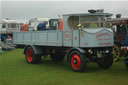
{"left": 1, "top": 1, "right": 128, "bottom": 20}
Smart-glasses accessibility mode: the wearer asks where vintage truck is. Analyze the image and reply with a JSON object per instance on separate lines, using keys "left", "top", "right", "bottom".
{"left": 13, "top": 10, "right": 114, "bottom": 72}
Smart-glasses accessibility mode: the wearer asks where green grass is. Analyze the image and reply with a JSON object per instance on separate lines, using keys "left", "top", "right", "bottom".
{"left": 0, "top": 49, "right": 128, "bottom": 85}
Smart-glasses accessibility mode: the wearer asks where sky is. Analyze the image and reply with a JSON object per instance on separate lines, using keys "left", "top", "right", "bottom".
{"left": 1, "top": 0, "right": 128, "bottom": 20}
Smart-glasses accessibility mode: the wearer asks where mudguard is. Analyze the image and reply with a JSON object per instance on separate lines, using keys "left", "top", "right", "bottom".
{"left": 66, "top": 47, "right": 86, "bottom": 63}
{"left": 24, "top": 45, "right": 43, "bottom": 54}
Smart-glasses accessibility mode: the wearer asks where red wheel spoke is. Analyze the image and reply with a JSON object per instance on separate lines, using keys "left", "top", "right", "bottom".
{"left": 71, "top": 54, "right": 81, "bottom": 70}
{"left": 26, "top": 49, "right": 33, "bottom": 62}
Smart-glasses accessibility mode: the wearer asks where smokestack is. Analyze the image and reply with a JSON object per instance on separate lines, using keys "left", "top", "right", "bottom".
{"left": 88, "top": 9, "right": 96, "bottom": 13}
{"left": 116, "top": 14, "right": 121, "bottom": 18}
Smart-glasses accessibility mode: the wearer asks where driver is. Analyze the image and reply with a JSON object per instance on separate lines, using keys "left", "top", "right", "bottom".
{"left": 89, "top": 23, "right": 97, "bottom": 28}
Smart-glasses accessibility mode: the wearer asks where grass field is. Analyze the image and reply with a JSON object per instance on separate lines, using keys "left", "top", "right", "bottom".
{"left": 0, "top": 48, "right": 128, "bottom": 85}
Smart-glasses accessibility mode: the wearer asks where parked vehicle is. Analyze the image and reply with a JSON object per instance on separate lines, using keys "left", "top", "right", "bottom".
{"left": 0, "top": 19, "right": 22, "bottom": 43}
{"left": 106, "top": 14, "right": 128, "bottom": 62}
{"left": 13, "top": 10, "right": 114, "bottom": 72}
{"left": 0, "top": 19, "right": 21, "bottom": 33}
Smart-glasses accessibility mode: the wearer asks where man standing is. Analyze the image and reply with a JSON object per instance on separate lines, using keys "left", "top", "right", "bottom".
{"left": 37, "top": 22, "right": 47, "bottom": 31}
{"left": 89, "top": 23, "right": 97, "bottom": 28}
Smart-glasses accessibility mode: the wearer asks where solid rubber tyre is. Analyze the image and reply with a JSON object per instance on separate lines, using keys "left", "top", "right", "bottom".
{"left": 69, "top": 50, "right": 86, "bottom": 72}
{"left": 97, "top": 53, "right": 113, "bottom": 69}
{"left": 25, "top": 47, "right": 41, "bottom": 64}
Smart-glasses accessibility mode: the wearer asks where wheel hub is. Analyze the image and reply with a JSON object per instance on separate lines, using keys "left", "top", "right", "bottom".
{"left": 71, "top": 54, "right": 81, "bottom": 70}
{"left": 26, "top": 49, "right": 33, "bottom": 62}
{"left": 73, "top": 59, "right": 77, "bottom": 64}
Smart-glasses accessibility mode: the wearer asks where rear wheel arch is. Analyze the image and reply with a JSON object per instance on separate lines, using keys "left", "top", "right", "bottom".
{"left": 25, "top": 46, "right": 41, "bottom": 64}
{"left": 24, "top": 45, "right": 43, "bottom": 55}
{"left": 24, "top": 45, "right": 31, "bottom": 54}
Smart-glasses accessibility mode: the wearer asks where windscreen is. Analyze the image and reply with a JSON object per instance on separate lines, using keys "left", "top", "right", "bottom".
{"left": 68, "top": 16, "right": 105, "bottom": 29}
{"left": 80, "top": 16, "right": 105, "bottom": 28}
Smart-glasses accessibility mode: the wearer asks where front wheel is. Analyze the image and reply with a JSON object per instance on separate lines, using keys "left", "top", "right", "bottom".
{"left": 69, "top": 50, "right": 87, "bottom": 72}
{"left": 97, "top": 53, "right": 113, "bottom": 69}
{"left": 25, "top": 47, "right": 41, "bottom": 64}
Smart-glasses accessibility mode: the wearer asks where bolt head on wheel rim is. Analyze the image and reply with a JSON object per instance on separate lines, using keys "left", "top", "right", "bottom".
{"left": 26, "top": 49, "right": 33, "bottom": 62}
{"left": 71, "top": 54, "right": 81, "bottom": 70}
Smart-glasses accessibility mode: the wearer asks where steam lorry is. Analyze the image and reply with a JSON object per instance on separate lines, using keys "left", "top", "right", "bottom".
{"left": 13, "top": 10, "right": 114, "bottom": 72}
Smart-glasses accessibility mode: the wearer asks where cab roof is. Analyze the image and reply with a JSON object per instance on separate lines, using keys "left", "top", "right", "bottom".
{"left": 63, "top": 13, "right": 113, "bottom": 17}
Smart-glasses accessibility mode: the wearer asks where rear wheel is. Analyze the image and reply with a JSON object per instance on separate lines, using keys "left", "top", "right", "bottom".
{"left": 97, "top": 53, "right": 113, "bottom": 69}
{"left": 25, "top": 47, "right": 41, "bottom": 64}
{"left": 69, "top": 50, "right": 86, "bottom": 72}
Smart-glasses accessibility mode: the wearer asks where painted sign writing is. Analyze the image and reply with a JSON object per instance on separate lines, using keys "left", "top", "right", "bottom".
{"left": 64, "top": 31, "right": 71, "bottom": 41}
{"left": 96, "top": 33, "right": 112, "bottom": 39}
{"left": 98, "top": 38, "right": 111, "bottom": 41}
{"left": 82, "top": 43, "right": 88, "bottom": 46}
{"left": 99, "top": 42, "right": 112, "bottom": 45}
{"left": 96, "top": 32, "right": 112, "bottom": 45}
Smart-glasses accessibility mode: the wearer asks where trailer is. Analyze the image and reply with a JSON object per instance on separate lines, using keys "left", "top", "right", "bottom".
{"left": 13, "top": 10, "right": 114, "bottom": 72}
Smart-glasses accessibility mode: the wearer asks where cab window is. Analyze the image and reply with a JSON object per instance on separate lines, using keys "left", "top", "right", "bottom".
{"left": 68, "top": 16, "right": 79, "bottom": 29}
{"left": 2, "top": 24, "right": 6, "bottom": 28}
{"left": 68, "top": 16, "right": 105, "bottom": 29}
{"left": 79, "top": 16, "right": 105, "bottom": 28}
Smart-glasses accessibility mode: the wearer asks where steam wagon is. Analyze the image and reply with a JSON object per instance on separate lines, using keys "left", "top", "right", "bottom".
{"left": 13, "top": 10, "right": 114, "bottom": 72}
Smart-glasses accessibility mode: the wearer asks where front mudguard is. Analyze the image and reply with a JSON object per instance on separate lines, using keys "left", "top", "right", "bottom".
{"left": 66, "top": 47, "right": 86, "bottom": 63}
